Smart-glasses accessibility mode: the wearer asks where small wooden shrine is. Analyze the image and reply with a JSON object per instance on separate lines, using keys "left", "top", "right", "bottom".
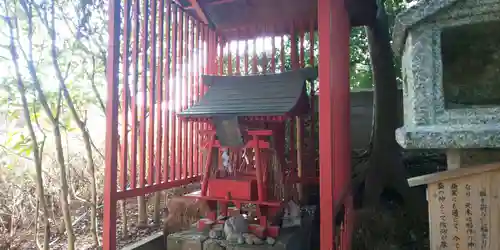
{"left": 408, "top": 162, "right": 500, "bottom": 250}
{"left": 178, "top": 68, "right": 318, "bottom": 238}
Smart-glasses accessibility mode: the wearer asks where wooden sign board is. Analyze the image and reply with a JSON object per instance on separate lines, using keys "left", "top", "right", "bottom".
{"left": 408, "top": 162, "right": 500, "bottom": 250}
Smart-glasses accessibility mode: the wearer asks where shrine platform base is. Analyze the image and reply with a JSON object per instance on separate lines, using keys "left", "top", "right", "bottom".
{"left": 166, "top": 223, "right": 313, "bottom": 250}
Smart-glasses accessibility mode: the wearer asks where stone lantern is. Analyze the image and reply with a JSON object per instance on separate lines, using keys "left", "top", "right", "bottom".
{"left": 393, "top": 0, "right": 500, "bottom": 168}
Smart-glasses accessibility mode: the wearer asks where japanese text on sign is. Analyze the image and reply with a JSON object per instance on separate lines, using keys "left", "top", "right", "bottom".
{"left": 438, "top": 182, "right": 448, "bottom": 248}
{"left": 464, "top": 184, "right": 475, "bottom": 249}
{"left": 479, "top": 189, "right": 488, "bottom": 249}
{"left": 451, "top": 183, "right": 460, "bottom": 249}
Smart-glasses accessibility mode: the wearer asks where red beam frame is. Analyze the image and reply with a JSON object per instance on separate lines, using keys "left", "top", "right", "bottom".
{"left": 103, "top": 0, "right": 120, "bottom": 248}
{"left": 188, "top": 0, "right": 210, "bottom": 24}
{"left": 318, "top": 0, "right": 352, "bottom": 249}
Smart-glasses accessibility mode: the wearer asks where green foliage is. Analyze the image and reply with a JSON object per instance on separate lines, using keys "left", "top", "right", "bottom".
{"left": 350, "top": 27, "right": 373, "bottom": 89}
{"left": 0, "top": 0, "right": 108, "bottom": 167}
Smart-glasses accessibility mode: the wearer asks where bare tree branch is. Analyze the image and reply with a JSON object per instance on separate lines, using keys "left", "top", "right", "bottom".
{"left": 35, "top": 0, "right": 99, "bottom": 245}
{"left": 89, "top": 56, "right": 105, "bottom": 112}
{"left": 2, "top": 3, "right": 50, "bottom": 248}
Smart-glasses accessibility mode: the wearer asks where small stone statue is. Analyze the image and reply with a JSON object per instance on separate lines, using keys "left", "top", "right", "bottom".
{"left": 223, "top": 214, "right": 249, "bottom": 242}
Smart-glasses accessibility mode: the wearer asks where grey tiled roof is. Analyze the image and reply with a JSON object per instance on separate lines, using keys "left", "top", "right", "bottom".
{"left": 178, "top": 68, "right": 318, "bottom": 118}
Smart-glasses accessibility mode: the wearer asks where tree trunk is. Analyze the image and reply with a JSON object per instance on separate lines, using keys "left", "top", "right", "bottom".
{"left": 6, "top": 17, "right": 51, "bottom": 250}
{"left": 19, "top": 88, "right": 51, "bottom": 250}
{"left": 137, "top": 196, "right": 148, "bottom": 227}
{"left": 153, "top": 192, "right": 161, "bottom": 224}
{"left": 53, "top": 126, "right": 76, "bottom": 250}
{"left": 363, "top": 0, "right": 411, "bottom": 207}
{"left": 120, "top": 200, "right": 129, "bottom": 237}
{"left": 82, "top": 129, "right": 99, "bottom": 246}
{"left": 116, "top": 145, "right": 129, "bottom": 237}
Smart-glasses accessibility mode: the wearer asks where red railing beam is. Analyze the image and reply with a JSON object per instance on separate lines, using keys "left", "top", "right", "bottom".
{"left": 318, "top": 0, "right": 351, "bottom": 248}
{"left": 185, "top": 0, "right": 236, "bottom": 9}
{"left": 187, "top": 0, "right": 211, "bottom": 25}
{"left": 103, "top": 0, "right": 121, "bottom": 248}
{"left": 163, "top": 0, "right": 172, "bottom": 183}
{"left": 116, "top": 177, "right": 202, "bottom": 199}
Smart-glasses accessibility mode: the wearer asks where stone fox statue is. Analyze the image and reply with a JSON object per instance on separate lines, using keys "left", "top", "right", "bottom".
{"left": 162, "top": 197, "right": 211, "bottom": 246}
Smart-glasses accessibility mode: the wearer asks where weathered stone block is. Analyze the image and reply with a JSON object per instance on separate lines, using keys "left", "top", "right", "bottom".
{"left": 166, "top": 213, "right": 313, "bottom": 250}
{"left": 203, "top": 239, "right": 226, "bottom": 250}
{"left": 167, "top": 230, "right": 208, "bottom": 250}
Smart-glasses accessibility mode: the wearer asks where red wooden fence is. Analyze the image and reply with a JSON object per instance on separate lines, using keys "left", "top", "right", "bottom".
{"left": 103, "top": 1, "right": 220, "bottom": 248}
{"left": 103, "top": 0, "right": 352, "bottom": 249}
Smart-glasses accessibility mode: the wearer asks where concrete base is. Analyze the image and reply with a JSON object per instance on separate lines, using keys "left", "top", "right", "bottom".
{"left": 446, "top": 148, "right": 500, "bottom": 170}
{"left": 121, "top": 231, "right": 165, "bottom": 250}
{"left": 166, "top": 226, "right": 311, "bottom": 250}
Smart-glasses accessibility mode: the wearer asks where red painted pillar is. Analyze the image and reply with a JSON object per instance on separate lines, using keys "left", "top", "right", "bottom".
{"left": 103, "top": 0, "right": 121, "bottom": 248}
{"left": 318, "top": 0, "right": 351, "bottom": 249}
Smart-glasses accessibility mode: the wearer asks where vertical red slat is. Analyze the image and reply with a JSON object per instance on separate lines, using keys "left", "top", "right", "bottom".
{"left": 155, "top": 0, "right": 164, "bottom": 185}
{"left": 201, "top": 26, "right": 206, "bottom": 175}
{"left": 163, "top": 0, "right": 172, "bottom": 183}
{"left": 208, "top": 29, "right": 217, "bottom": 149}
{"left": 235, "top": 31, "right": 240, "bottom": 75}
{"left": 252, "top": 33, "right": 257, "bottom": 74}
{"left": 205, "top": 27, "right": 210, "bottom": 77}
{"left": 219, "top": 37, "right": 224, "bottom": 75}
{"left": 209, "top": 32, "right": 218, "bottom": 139}
{"left": 103, "top": 0, "right": 120, "bottom": 247}
{"left": 198, "top": 23, "right": 204, "bottom": 175}
{"left": 318, "top": 0, "right": 351, "bottom": 248}
{"left": 120, "top": 0, "right": 132, "bottom": 191}
{"left": 201, "top": 26, "right": 206, "bottom": 171}
{"left": 227, "top": 41, "right": 233, "bottom": 75}
{"left": 213, "top": 34, "right": 217, "bottom": 74}
{"left": 169, "top": 5, "right": 178, "bottom": 181}
{"left": 244, "top": 33, "right": 249, "bottom": 75}
{"left": 271, "top": 27, "right": 276, "bottom": 74}
{"left": 198, "top": 26, "right": 206, "bottom": 176}
{"left": 216, "top": 36, "right": 224, "bottom": 166}
{"left": 181, "top": 11, "right": 188, "bottom": 180}
{"left": 147, "top": 0, "right": 157, "bottom": 185}
{"left": 200, "top": 28, "right": 216, "bottom": 194}
{"left": 253, "top": 136, "right": 264, "bottom": 202}
{"left": 193, "top": 21, "right": 201, "bottom": 177}
{"left": 183, "top": 15, "right": 190, "bottom": 179}
{"left": 188, "top": 16, "right": 195, "bottom": 178}
{"left": 130, "top": 0, "right": 140, "bottom": 191}
{"left": 212, "top": 32, "right": 218, "bottom": 76}
{"left": 175, "top": 8, "right": 183, "bottom": 180}
{"left": 138, "top": 0, "right": 149, "bottom": 188}
{"left": 205, "top": 26, "right": 213, "bottom": 164}
{"left": 289, "top": 24, "right": 299, "bottom": 171}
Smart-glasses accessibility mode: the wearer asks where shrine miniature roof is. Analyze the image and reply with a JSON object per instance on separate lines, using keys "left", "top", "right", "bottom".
{"left": 392, "top": 0, "right": 460, "bottom": 55}
{"left": 178, "top": 68, "right": 318, "bottom": 118}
